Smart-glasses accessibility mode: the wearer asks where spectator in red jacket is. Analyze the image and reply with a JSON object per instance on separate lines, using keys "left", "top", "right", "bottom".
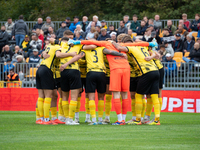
{"left": 36, "top": 28, "right": 44, "bottom": 49}
{"left": 182, "top": 13, "right": 191, "bottom": 32}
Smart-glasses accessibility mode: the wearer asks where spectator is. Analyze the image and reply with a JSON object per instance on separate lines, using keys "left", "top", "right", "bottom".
{"left": 94, "top": 32, "right": 99, "bottom": 40}
{"left": 165, "top": 20, "right": 177, "bottom": 35}
{"left": 172, "top": 33, "right": 184, "bottom": 52}
{"left": 177, "top": 24, "right": 188, "bottom": 36}
{"left": 162, "top": 28, "right": 175, "bottom": 45}
{"left": 183, "top": 42, "right": 200, "bottom": 63}
{"left": 81, "top": 16, "right": 89, "bottom": 32}
{"left": 148, "top": 24, "right": 155, "bottom": 32}
{"left": 197, "top": 37, "right": 200, "bottom": 44}
{"left": 45, "top": 27, "right": 54, "bottom": 40}
{"left": 29, "top": 34, "right": 42, "bottom": 56}
{"left": 97, "top": 28, "right": 111, "bottom": 41}
{"left": 74, "top": 25, "right": 85, "bottom": 38}
{"left": 164, "top": 53, "right": 177, "bottom": 77}
{"left": 32, "top": 18, "right": 44, "bottom": 33}
{"left": 110, "top": 32, "right": 117, "bottom": 42}
{"left": 15, "top": 55, "right": 26, "bottom": 81}
{"left": 154, "top": 15, "right": 162, "bottom": 30}
{"left": 20, "top": 35, "right": 30, "bottom": 53}
{"left": 86, "top": 15, "right": 101, "bottom": 33}
{"left": 12, "top": 46, "right": 23, "bottom": 62}
{"left": 39, "top": 40, "right": 49, "bottom": 55}
{"left": 182, "top": 13, "right": 190, "bottom": 32}
{"left": 36, "top": 28, "right": 44, "bottom": 49}
{"left": 190, "top": 14, "right": 200, "bottom": 35}
{"left": 0, "top": 25, "right": 9, "bottom": 53}
{"left": 117, "top": 20, "right": 128, "bottom": 35}
{"left": 12, "top": 15, "right": 29, "bottom": 46}
{"left": 141, "top": 28, "right": 151, "bottom": 42}
{"left": 143, "top": 16, "right": 149, "bottom": 27}
{"left": 128, "top": 29, "right": 136, "bottom": 41}
{"left": 130, "top": 14, "right": 140, "bottom": 33}
{"left": 65, "top": 17, "right": 71, "bottom": 28}
{"left": 95, "top": 26, "right": 101, "bottom": 34}
{"left": 3, "top": 59, "right": 14, "bottom": 74}
{"left": 107, "top": 25, "right": 117, "bottom": 35}
{"left": 4, "top": 69, "right": 19, "bottom": 82}
{"left": 28, "top": 49, "right": 40, "bottom": 67}
{"left": 123, "top": 15, "right": 131, "bottom": 29}
{"left": 101, "top": 20, "right": 108, "bottom": 30}
{"left": 69, "top": 16, "right": 80, "bottom": 33}
{"left": 148, "top": 31, "right": 162, "bottom": 44}
{"left": 41, "top": 16, "right": 54, "bottom": 34}
{"left": 5, "top": 17, "right": 15, "bottom": 36}
{"left": 164, "top": 41, "right": 174, "bottom": 57}
{"left": 159, "top": 44, "right": 167, "bottom": 62}
{"left": 0, "top": 45, "right": 13, "bottom": 62}
{"left": 73, "top": 31, "right": 84, "bottom": 40}
{"left": 56, "top": 21, "right": 69, "bottom": 39}
{"left": 136, "top": 20, "right": 147, "bottom": 35}
{"left": 183, "top": 34, "right": 195, "bottom": 53}
{"left": 86, "top": 27, "right": 96, "bottom": 40}
{"left": 179, "top": 20, "right": 188, "bottom": 31}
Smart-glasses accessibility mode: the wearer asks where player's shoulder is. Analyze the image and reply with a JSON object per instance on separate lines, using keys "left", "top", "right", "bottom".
{"left": 95, "top": 46, "right": 105, "bottom": 51}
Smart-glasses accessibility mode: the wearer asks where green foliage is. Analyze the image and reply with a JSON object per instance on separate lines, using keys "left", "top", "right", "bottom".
{"left": 0, "top": 0, "right": 199, "bottom": 21}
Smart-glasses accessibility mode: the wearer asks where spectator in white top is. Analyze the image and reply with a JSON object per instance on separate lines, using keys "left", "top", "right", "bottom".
{"left": 86, "top": 15, "right": 101, "bottom": 33}
{"left": 154, "top": 15, "right": 162, "bottom": 29}
{"left": 5, "top": 18, "right": 15, "bottom": 36}
{"left": 29, "top": 34, "right": 42, "bottom": 57}
{"left": 162, "top": 28, "right": 175, "bottom": 45}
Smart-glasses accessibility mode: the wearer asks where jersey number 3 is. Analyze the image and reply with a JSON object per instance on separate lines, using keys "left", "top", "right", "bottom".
{"left": 91, "top": 50, "right": 98, "bottom": 63}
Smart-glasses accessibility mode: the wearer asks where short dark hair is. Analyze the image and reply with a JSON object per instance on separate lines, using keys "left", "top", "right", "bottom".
{"left": 7, "top": 17, "right": 12, "bottom": 20}
{"left": 19, "top": 15, "right": 24, "bottom": 20}
{"left": 109, "top": 25, "right": 114, "bottom": 27}
{"left": 63, "top": 30, "right": 74, "bottom": 36}
{"left": 141, "top": 20, "right": 145, "bottom": 23}
{"left": 160, "top": 44, "right": 165, "bottom": 48}
{"left": 120, "top": 20, "right": 125, "bottom": 24}
{"left": 10, "top": 69, "right": 14, "bottom": 72}
{"left": 96, "top": 26, "right": 101, "bottom": 29}
{"left": 61, "top": 37, "right": 69, "bottom": 41}
{"left": 133, "top": 14, "right": 137, "bottom": 18}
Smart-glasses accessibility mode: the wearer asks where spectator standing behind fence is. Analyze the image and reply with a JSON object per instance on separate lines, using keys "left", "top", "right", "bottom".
{"left": 20, "top": 35, "right": 30, "bottom": 55}
{"left": 15, "top": 55, "right": 26, "bottom": 81}
{"left": 0, "top": 45, "right": 13, "bottom": 62}
{"left": 29, "top": 34, "right": 42, "bottom": 57}
{"left": 190, "top": 14, "right": 200, "bottom": 35}
{"left": 65, "top": 17, "right": 71, "bottom": 28}
{"left": 97, "top": 28, "right": 111, "bottom": 41}
{"left": 165, "top": 20, "right": 176, "bottom": 35}
{"left": 183, "top": 34, "right": 195, "bottom": 54}
{"left": 154, "top": 15, "right": 162, "bottom": 30}
{"left": 12, "top": 46, "right": 23, "bottom": 63}
{"left": 56, "top": 21, "right": 69, "bottom": 39}
{"left": 0, "top": 25, "right": 9, "bottom": 53}
{"left": 123, "top": 15, "right": 131, "bottom": 29}
{"left": 3, "top": 59, "right": 14, "bottom": 74}
{"left": 162, "top": 28, "right": 175, "bottom": 45}
{"left": 5, "top": 18, "right": 14, "bottom": 36}
{"left": 164, "top": 53, "right": 177, "bottom": 77}
{"left": 12, "top": 15, "right": 28, "bottom": 46}
{"left": 136, "top": 20, "right": 147, "bottom": 35}
{"left": 28, "top": 49, "right": 40, "bottom": 68}
{"left": 172, "top": 33, "right": 183, "bottom": 52}
{"left": 41, "top": 17, "right": 54, "bottom": 35}
{"left": 163, "top": 41, "right": 174, "bottom": 57}
{"left": 32, "top": 18, "right": 44, "bottom": 33}
{"left": 130, "top": 14, "right": 140, "bottom": 33}
{"left": 69, "top": 16, "right": 80, "bottom": 33}
{"left": 182, "top": 13, "right": 190, "bottom": 32}
{"left": 4, "top": 69, "right": 19, "bottom": 82}
{"left": 117, "top": 20, "right": 128, "bottom": 35}
{"left": 86, "top": 15, "right": 101, "bottom": 33}
{"left": 183, "top": 42, "right": 200, "bottom": 63}
{"left": 81, "top": 16, "right": 89, "bottom": 32}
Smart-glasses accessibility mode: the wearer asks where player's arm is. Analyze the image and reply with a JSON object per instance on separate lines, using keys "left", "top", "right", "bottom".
{"left": 144, "top": 51, "right": 156, "bottom": 61}
{"left": 103, "top": 48, "right": 127, "bottom": 59}
{"left": 56, "top": 50, "right": 77, "bottom": 58}
{"left": 82, "top": 45, "right": 97, "bottom": 50}
{"left": 69, "top": 40, "right": 106, "bottom": 47}
{"left": 111, "top": 41, "right": 129, "bottom": 52}
{"left": 41, "top": 51, "right": 50, "bottom": 59}
{"left": 60, "top": 52, "right": 85, "bottom": 71}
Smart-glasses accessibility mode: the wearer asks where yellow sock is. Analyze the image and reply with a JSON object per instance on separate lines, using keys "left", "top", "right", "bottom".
{"left": 151, "top": 94, "right": 160, "bottom": 119}
{"left": 62, "top": 101, "right": 69, "bottom": 118}
{"left": 131, "top": 99, "right": 136, "bottom": 117}
{"left": 51, "top": 107, "right": 57, "bottom": 118}
{"left": 89, "top": 100, "right": 96, "bottom": 118}
{"left": 69, "top": 100, "right": 77, "bottom": 119}
{"left": 44, "top": 97, "right": 51, "bottom": 119}
{"left": 135, "top": 93, "right": 143, "bottom": 120}
{"left": 38, "top": 97, "right": 44, "bottom": 117}
{"left": 58, "top": 98, "right": 64, "bottom": 117}
{"left": 159, "top": 97, "right": 162, "bottom": 111}
{"left": 36, "top": 108, "right": 40, "bottom": 119}
{"left": 76, "top": 97, "right": 81, "bottom": 112}
{"left": 85, "top": 98, "right": 90, "bottom": 114}
{"left": 105, "top": 94, "right": 112, "bottom": 116}
{"left": 146, "top": 98, "right": 153, "bottom": 116}
{"left": 98, "top": 100, "right": 104, "bottom": 118}
{"left": 141, "top": 99, "right": 146, "bottom": 118}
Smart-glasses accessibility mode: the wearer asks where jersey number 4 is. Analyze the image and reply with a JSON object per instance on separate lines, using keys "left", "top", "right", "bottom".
{"left": 91, "top": 50, "right": 98, "bottom": 63}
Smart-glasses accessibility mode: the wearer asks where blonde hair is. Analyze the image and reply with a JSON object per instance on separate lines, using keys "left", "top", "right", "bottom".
{"left": 117, "top": 34, "right": 127, "bottom": 42}
{"left": 90, "top": 27, "right": 96, "bottom": 33}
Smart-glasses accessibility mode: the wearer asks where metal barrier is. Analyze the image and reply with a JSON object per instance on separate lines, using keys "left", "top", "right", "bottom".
{"left": 0, "top": 19, "right": 194, "bottom": 31}
{"left": 0, "top": 81, "right": 22, "bottom": 88}
{"left": 0, "top": 62, "right": 200, "bottom": 90}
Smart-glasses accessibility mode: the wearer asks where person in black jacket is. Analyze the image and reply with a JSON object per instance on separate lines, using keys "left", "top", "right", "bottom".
{"left": 32, "top": 18, "right": 44, "bottom": 33}
{"left": 190, "top": 14, "right": 200, "bottom": 32}
{"left": 183, "top": 42, "right": 200, "bottom": 62}
{"left": 0, "top": 26, "right": 9, "bottom": 53}
{"left": 0, "top": 45, "right": 14, "bottom": 62}
{"left": 56, "top": 21, "right": 69, "bottom": 39}
{"left": 183, "top": 34, "right": 195, "bottom": 54}
{"left": 172, "top": 33, "right": 184, "bottom": 52}
{"left": 136, "top": 20, "right": 147, "bottom": 35}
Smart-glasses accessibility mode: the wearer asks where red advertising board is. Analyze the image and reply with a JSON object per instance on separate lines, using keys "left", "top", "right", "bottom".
{"left": 0, "top": 88, "right": 199, "bottom": 113}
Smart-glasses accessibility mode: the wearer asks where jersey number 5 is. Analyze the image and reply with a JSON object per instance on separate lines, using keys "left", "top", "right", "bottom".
{"left": 140, "top": 48, "right": 150, "bottom": 57}
{"left": 91, "top": 50, "right": 98, "bottom": 63}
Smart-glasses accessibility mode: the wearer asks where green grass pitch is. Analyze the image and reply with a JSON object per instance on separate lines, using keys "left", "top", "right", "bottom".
{"left": 0, "top": 111, "right": 200, "bottom": 150}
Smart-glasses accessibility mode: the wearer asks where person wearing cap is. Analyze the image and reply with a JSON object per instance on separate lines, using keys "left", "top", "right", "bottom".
{"left": 183, "top": 34, "right": 195, "bottom": 53}
{"left": 163, "top": 41, "right": 174, "bottom": 57}
{"left": 41, "top": 16, "right": 54, "bottom": 33}
{"left": 69, "top": 16, "right": 80, "bottom": 33}
{"left": 28, "top": 49, "right": 40, "bottom": 67}
{"left": 20, "top": 35, "right": 30, "bottom": 54}
{"left": 56, "top": 21, "right": 69, "bottom": 39}
{"left": 162, "top": 28, "right": 175, "bottom": 45}
{"left": 165, "top": 20, "right": 177, "bottom": 35}
{"left": 32, "top": 18, "right": 44, "bottom": 33}
{"left": 12, "top": 15, "right": 29, "bottom": 46}
{"left": 97, "top": 28, "right": 111, "bottom": 41}
{"left": 172, "top": 33, "right": 184, "bottom": 52}
{"left": 117, "top": 20, "right": 128, "bottom": 35}
{"left": 136, "top": 20, "right": 147, "bottom": 35}
{"left": 0, "top": 45, "right": 13, "bottom": 62}
{"left": 65, "top": 17, "right": 71, "bottom": 28}
{"left": 3, "top": 58, "right": 14, "bottom": 74}
{"left": 81, "top": 16, "right": 89, "bottom": 32}
{"left": 164, "top": 53, "right": 177, "bottom": 77}
{"left": 101, "top": 20, "right": 108, "bottom": 30}
{"left": 130, "top": 14, "right": 140, "bottom": 33}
